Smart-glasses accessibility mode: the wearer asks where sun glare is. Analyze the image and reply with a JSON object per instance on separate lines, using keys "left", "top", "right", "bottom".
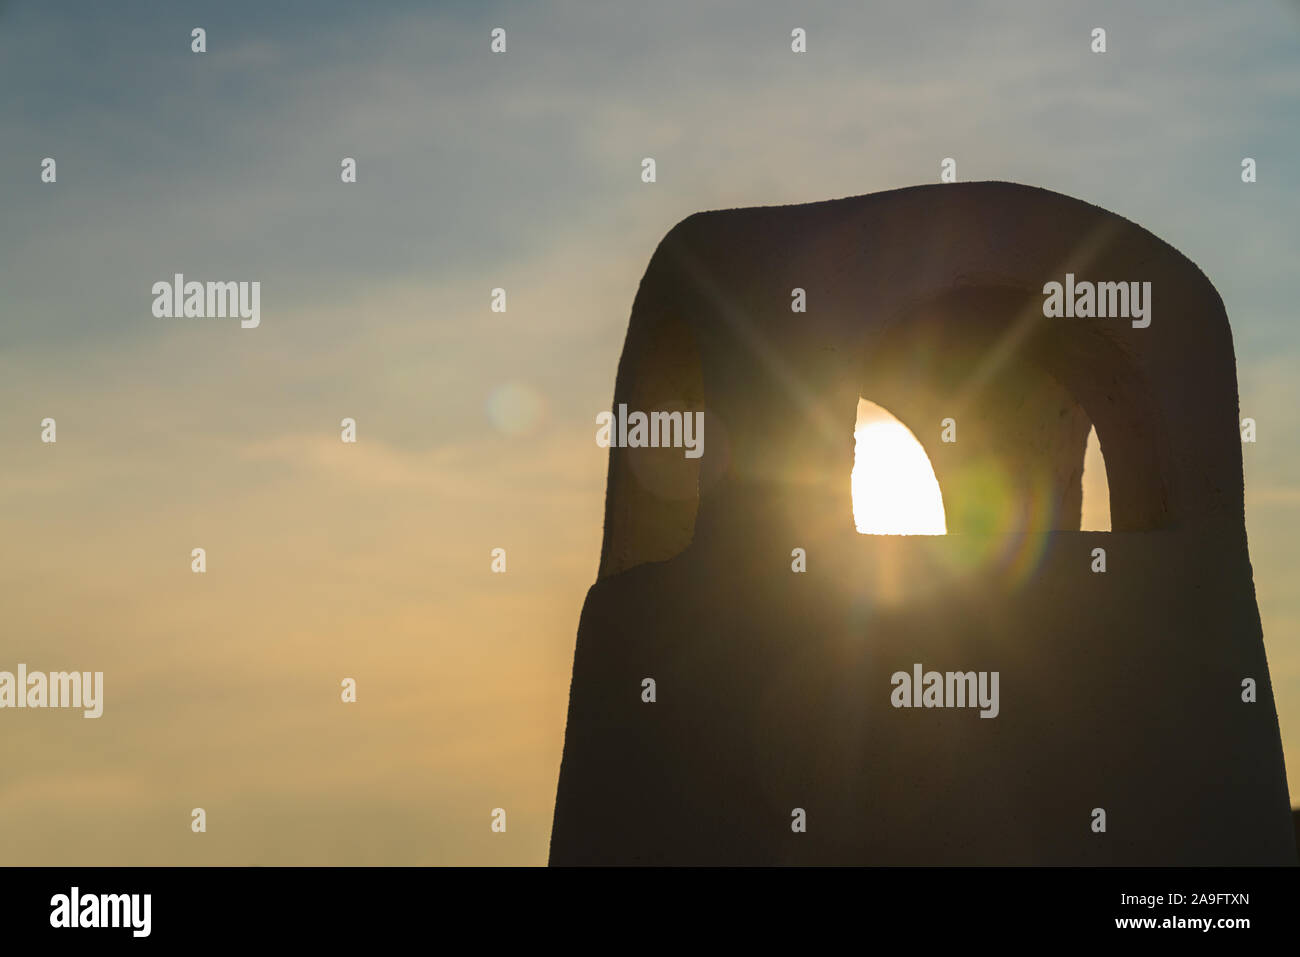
{"left": 851, "top": 399, "right": 947, "bottom": 535}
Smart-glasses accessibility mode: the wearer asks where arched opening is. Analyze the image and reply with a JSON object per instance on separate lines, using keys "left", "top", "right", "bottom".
{"left": 1080, "top": 424, "right": 1111, "bottom": 532}
{"left": 858, "top": 284, "right": 1136, "bottom": 537}
{"left": 851, "top": 398, "right": 947, "bottom": 535}
{"left": 850, "top": 397, "right": 1112, "bottom": 536}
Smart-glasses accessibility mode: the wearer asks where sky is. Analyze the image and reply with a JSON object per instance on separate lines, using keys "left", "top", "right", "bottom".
{"left": 0, "top": 0, "right": 1297, "bottom": 864}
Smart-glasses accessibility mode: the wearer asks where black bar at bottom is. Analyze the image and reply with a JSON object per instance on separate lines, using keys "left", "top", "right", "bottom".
{"left": 1, "top": 865, "right": 1295, "bottom": 943}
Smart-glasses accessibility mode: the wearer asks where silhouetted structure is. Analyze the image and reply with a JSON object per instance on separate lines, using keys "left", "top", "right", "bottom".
{"left": 550, "top": 183, "right": 1294, "bottom": 865}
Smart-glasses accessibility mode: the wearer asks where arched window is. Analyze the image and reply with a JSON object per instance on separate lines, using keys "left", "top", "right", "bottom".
{"left": 1080, "top": 424, "right": 1111, "bottom": 532}
{"left": 851, "top": 398, "right": 947, "bottom": 535}
{"left": 851, "top": 399, "right": 1113, "bottom": 535}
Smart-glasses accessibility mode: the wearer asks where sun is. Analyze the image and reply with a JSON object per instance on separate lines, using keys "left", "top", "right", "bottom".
{"left": 851, "top": 399, "right": 947, "bottom": 535}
